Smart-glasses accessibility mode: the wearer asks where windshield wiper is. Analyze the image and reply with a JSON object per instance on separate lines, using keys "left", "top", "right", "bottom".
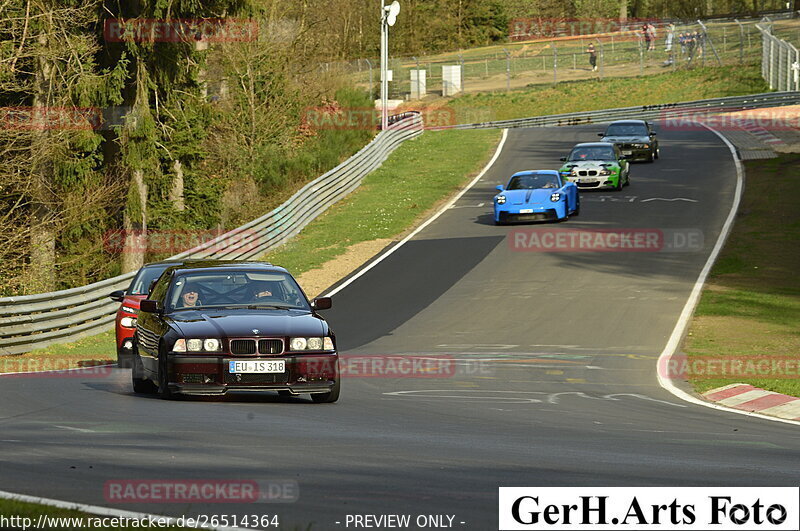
{"left": 246, "top": 304, "right": 295, "bottom": 310}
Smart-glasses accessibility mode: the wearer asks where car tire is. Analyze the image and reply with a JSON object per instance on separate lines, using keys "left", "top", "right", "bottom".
{"left": 655, "top": 147, "right": 660, "bottom": 159}
{"left": 648, "top": 151, "right": 656, "bottom": 163}
{"left": 614, "top": 177, "right": 623, "bottom": 191}
{"left": 157, "top": 351, "right": 176, "bottom": 400}
{"left": 311, "top": 378, "right": 340, "bottom": 403}
{"left": 132, "top": 345, "right": 157, "bottom": 394}
{"left": 624, "top": 172, "right": 631, "bottom": 187}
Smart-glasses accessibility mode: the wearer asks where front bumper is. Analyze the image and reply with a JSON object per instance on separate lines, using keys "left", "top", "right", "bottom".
{"left": 569, "top": 176, "right": 619, "bottom": 190}
{"left": 497, "top": 209, "right": 560, "bottom": 223}
{"left": 166, "top": 353, "right": 338, "bottom": 395}
{"left": 617, "top": 146, "right": 652, "bottom": 161}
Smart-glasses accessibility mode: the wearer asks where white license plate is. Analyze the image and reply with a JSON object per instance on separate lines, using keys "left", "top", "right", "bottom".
{"left": 519, "top": 209, "right": 534, "bottom": 214}
{"left": 622, "top": 150, "right": 633, "bottom": 155}
{"left": 228, "top": 360, "right": 285, "bottom": 374}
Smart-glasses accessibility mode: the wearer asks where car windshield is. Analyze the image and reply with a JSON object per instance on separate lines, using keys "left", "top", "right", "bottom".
{"left": 128, "top": 265, "right": 172, "bottom": 295}
{"left": 604, "top": 124, "right": 648, "bottom": 137}
{"left": 167, "top": 271, "right": 309, "bottom": 311}
{"left": 568, "top": 147, "right": 616, "bottom": 161}
{"left": 506, "top": 173, "right": 560, "bottom": 190}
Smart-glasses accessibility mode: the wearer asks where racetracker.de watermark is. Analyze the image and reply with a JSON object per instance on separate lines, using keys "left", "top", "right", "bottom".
{"left": 0, "top": 359, "right": 112, "bottom": 378}
{"left": 103, "top": 229, "right": 261, "bottom": 255}
{"left": 509, "top": 228, "right": 704, "bottom": 253}
{"left": 104, "top": 479, "right": 298, "bottom": 504}
{"left": 660, "top": 107, "right": 800, "bottom": 131}
{"left": 104, "top": 18, "right": 258, "bottom": 43}
{"left": 661, "top": 354, "right": 800, "bottom": 380}
{"left": 302, "top": 106, "right": 495, "bottom": 131}
{"left": 509, "top": 17, "right": 662, "bottom": 40}
{"left": 0, "top": 107, "right": 102, "bottom": 130}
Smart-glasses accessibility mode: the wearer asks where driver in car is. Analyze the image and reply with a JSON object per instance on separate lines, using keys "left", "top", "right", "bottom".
{"left": 178, "top": 283, "right": 202, "bottom": 308}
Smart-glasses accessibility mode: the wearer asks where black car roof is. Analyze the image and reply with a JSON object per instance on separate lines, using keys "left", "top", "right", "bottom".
{"left": 162, "top": 260, "right": 285, "bottom": 276}
{"left": 607, "top": 120, "right": 647, "bottom": 125}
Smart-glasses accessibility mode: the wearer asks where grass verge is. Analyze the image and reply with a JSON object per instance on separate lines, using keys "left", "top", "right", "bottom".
{"left": 447, "top": 65, "right": 769, "bottom": 122}
{"left": 263, "top": 128, "right": 501, "bottom": 275}
{"left": 684, "top": 153, "right": 800, "bottom": 397}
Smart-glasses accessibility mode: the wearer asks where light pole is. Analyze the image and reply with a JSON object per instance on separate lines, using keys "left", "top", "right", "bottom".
{"left": 380, "top": 1, "right": 400, "bottom": 130}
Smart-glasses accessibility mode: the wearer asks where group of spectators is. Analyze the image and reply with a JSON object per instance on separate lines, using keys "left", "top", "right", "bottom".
{"left": 584, "top": 22, "right": 706, "bottom": 71}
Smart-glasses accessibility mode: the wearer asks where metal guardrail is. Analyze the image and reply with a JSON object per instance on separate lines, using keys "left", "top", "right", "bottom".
{"left": 0, "top": 112, "right": 424, "bottom": 356}
{"left": 756, "top": 17, "right": 800, "bottom": 91}
{"left": 445, "top": 91, "right": 800, "bottom": 130}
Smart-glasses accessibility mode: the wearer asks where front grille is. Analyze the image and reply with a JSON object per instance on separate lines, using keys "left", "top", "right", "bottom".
{"left": 230, "top": 339, "right": 256, "bottom": 355}
{"left": 224, "top": 372, "right": 290, "bottom": 384}
{"left": 501, "top": 211, "right": 557, "bottom": 223}
{"left": 577, "top": 181, "right": 601, "bottom": 188}
{"left": 258, "top": 339, "right": 283, "bottom": 355}
{"left": 578, "top": 170, "right": 597, "bottom": 176}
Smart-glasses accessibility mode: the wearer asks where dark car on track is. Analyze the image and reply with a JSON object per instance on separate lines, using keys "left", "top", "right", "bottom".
{"left": 598, "top": 119, "right": 659, "bottom": 162}
{"left": 131, "top": 261, "right": 339, "bottom": 402}
{"left": 109, "top": 261, "right": 189, "bottom": 368}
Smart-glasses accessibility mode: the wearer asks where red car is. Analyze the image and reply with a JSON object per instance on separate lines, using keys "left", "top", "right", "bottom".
{"left": 109, "top": 261, "right": 187, "bottom": 367}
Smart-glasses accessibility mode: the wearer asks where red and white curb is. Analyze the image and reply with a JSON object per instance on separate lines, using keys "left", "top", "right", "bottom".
{"left": 703, "top": 384, "right": 800, "bottom": 421}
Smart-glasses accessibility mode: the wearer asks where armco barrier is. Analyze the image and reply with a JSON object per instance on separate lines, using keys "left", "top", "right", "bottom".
{"left": 448, "top": 91, "right": 800, "bottom": 130}
{"left": 0, "top": 112, "right": 423, "bottom": 356}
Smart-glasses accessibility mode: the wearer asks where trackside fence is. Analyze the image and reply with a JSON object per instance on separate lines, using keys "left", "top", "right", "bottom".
{"left": 756, "top": 17, "right": 800, "bottom": 91}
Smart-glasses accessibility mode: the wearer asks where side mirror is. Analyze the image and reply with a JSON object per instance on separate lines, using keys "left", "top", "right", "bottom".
{"left": 109, "top": 290, "right": 125, "bottom": 302}
{"left": 597, "top": 132, "right": 604, "bottom": 137}
{"left": 495, "top": 185, "right": 504, "bottom": 192}
{"left": 650, "top": 132, "right": 657, "bottom": 137}
{"left": 140, "top": 299, "right": 162, "bottom": 314}
{"left": 312, "top": 297, "right": 332, "bottom": 311}
{"left": 559, "top": 156, "right": 567, "bottom": 161}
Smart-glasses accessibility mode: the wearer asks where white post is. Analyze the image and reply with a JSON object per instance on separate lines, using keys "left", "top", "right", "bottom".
{"left": 380, "top": 2, "right": 388, "bottom": 130}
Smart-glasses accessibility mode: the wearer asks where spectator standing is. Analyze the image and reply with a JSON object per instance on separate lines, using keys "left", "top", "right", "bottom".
{"left": 643, "top": 24, "right": 651, "bottom": 52}
{"left": 587, "top": 43, "right": 597, "bottom": 71}
{"left": 647, "top": 23, "right": 657, "bottom": 51}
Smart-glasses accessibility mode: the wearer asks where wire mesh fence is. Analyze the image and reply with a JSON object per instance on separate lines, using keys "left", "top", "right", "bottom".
{"left": 757, "top": 15, "right": 800, "bottom": 91}
{"left": 325, "top": 13, "right": 794, "bottom": 102}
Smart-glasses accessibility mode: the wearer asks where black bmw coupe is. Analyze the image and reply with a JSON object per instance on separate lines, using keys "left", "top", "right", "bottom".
{"left": 132, "top": 261, "right": 339, "bottom": 402}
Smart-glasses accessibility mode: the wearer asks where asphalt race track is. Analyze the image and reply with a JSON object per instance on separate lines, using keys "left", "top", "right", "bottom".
{"left": 1, "top": 124, "right": 799, "bottom": 530}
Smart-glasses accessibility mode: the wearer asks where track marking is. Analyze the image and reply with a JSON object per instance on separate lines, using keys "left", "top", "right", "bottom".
{"left": 324, "top": 129, "right": 509, "bottom": 297}
{"left": 640, "top": 197, "right": 698, "bottom": 203}
{"left": 54, "top": 425, "right": 95, "bottom": 433}
{"left": 384, "top": 389, "right": 686, "bottom": 407}
{"left": 656, "top": 123, "right": 800, "bottom": 426}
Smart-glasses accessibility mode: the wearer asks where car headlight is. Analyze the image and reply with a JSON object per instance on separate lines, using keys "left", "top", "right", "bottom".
{"left": 186, "top": 338, "right": 203, "bottom": 351}
{"left": 307, "top": 337, "right": 323, "bottom": 350}
{"left": 121, "top": 306, "right": 137, "bottom": 315}
{"left": 550, "top": 193, "right": 561, "bottom": 202}
{"left": 599, "top": 169, "right": 612, "bottom": 176}
{"left": 204, "top": 338, "right": 221, "bottom": 352}
{"left": 120, "top": 316, "right": 137, "bottom": 328}
{"left": 496, "top": 195, "right": 506, "bottom": 205}
{"left": 289, "top": 337, "right": 332, "bottom": 351}
{"left": 570, "top": 169, "right": 578, "bottom": 175}
{"left": 290, "top": 337, "right": 307, "bottom": 351}
{"left": 174, "top": 338, "right": 222, "bottom": 352}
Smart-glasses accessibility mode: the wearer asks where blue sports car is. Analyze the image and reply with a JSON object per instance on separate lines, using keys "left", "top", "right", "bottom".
{"left": 493, "top": 170, "right": 579, "bottom": 224}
